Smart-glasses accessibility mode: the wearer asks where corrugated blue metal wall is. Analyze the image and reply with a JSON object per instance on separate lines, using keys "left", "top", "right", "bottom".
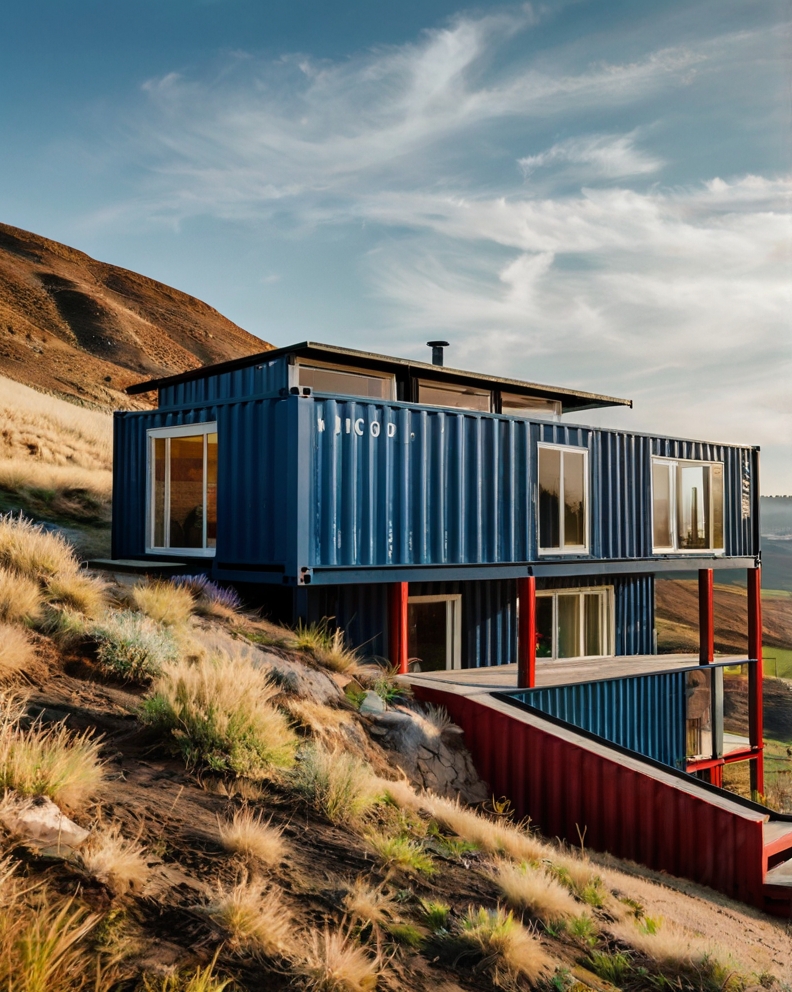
{"left": 507, "top": 669, "right": 688, "bottom": 768}
{"left": 309, "top": 398, "right": 757, "bottom": 568}
{"left": 304, "top": 573, "right": 652, "bottom": 666}
{"left": 158, "top": 355, "right": 289, "bottom": 408}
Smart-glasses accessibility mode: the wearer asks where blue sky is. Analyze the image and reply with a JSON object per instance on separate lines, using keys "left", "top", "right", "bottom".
{"left": 1, "top": 1, "right": 790, "bottom": 490}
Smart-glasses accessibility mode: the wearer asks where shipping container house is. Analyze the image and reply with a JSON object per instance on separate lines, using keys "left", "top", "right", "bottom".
{"left": 113, "top": 340, "right": 765, "bottom": 791}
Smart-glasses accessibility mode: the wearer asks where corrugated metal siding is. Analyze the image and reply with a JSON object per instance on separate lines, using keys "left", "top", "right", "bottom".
{"left": 411, "top": 684, "right": 767, "bottom": 909}
{"left": 158, "top": 356, "right": 288, "bottom": 408}
{"left": 306, "top": 584, "right": 391, "bottom": 660}
{"left": 510, "top": 670, "right": 687, "bottom": 768}
{"left": 310, "top": 399, "right": 757, "bottom": 568}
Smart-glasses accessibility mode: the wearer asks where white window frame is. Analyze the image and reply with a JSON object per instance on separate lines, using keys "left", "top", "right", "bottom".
{"left": 651, "top": 456, "right": 725, "bottom": 554}
{"left": 537, "top": 442, "right": 590, "bottom": 555}
{"left": 416, "top": 379, "right": 493, "bottom": 413}
{"left": 146, "top": 422, "right": 217, "bottom": 557}
{"left": 293, "top": 358, "right": 397, "bottom": 400}
{"left": 534, "top": 586, "right": 615, "bottom": 660}
{"left": 407, "top": 593, "right": 462, "bottom": 671}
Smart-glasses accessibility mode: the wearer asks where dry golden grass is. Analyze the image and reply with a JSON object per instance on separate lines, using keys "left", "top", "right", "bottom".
{"left": 294, "top": 746, "right": 382, "bottom": 825}
{"left": 131, "top": 581, "right": 195, "bottom": 626}
{"left": 343, "top": 879, "right": 400, "bottom": 929}
{"left": 284, "top": 698, "right": 353, "bottom": 738}
{"left": 140, "top": 956, "right": 234, "bottom": 992}
{"left": 487, "top": 859, "right": 580, "bottom": 923}
{"left": 0, "top": 567, "right": 42, "bottom": 623}
{"left": 141, "top": 652, "right": 298, "bottom": 778}
{"left": 0, "top": 692, "right": 104, "bottom": 810}
{"left": 0, "top": 514, "right": 79, "bottom": 580}
{"left": 205, "top": 876, "right": 292, "bottom": 958}
{"left": 0, "top": 459, "right": 112, "bottom": 501}
{"left": 460, "top": 906, "right": 553, "bottom": 987}
{"left": 218, "top": 807, "right": 287, "bottom": 866}
{"left": 79, "top": 821, "right": 150, "bottom": 893}
{"left": 612, "top": 917, "right": 743, "bottom": 983}
{"left": 0, "top": 624, "right": 36, "bottom": 679}
{"left": 46, "top": 572, "right": 106, "bottom": 618}
{"left": 296, "top": 926, "right": 382, "bottom": 992}
{"left": 0, "top": 374, "right": 112, "bottom": 471}
{"left": 294, "top": 620, "right": 362, "bottom": 674}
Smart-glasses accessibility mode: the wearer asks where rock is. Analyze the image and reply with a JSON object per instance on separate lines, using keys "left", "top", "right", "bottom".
{"left": 1, "top": 795, "right": 89, "bottom": 852}
{"left": 359, "top": 690, "right": 386, "bottom": 715}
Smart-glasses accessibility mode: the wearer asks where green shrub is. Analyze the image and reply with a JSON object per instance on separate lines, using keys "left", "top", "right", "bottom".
{"left": 92, "top": 611, "right": 178, "bottom": 682}
{"left": 586, "top": 950, "right": 632, "bottom": 984}
{"left": 364, "top": 830, "right": 435, "bottom": 875}
{"left": 293, "top": 746, "right": 382, "bottom": 824}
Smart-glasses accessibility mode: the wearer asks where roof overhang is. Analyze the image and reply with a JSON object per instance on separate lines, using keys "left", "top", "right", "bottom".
{"left": 126, "top": 340, "right": 632, "bottom": 412}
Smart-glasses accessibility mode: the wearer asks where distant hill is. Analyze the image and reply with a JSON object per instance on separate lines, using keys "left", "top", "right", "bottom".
{"left": 0, "top": 222, "right": 271, "bottom": 410}
{"left": 762, "top": 496, "right": 792, "bottom": 540}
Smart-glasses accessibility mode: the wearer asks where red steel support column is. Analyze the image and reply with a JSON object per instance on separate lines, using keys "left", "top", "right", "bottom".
{"left": 698, "top": 568, "right": 714, "bottom": 664}
{"left": 517, "top": 576, "right": 536, "bottom": 688}
{"left": 389, "top": 582, "right": 409, "bottom": 675}
{"left": 747, "top": 567, "right": 764, "bottom": 796}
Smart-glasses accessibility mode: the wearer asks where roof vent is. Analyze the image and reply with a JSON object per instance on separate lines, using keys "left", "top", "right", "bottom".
{"left": 427, "top": 340, "right": 450, "bottom": 367}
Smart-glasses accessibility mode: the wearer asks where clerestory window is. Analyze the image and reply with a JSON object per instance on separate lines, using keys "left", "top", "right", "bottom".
{"left": 147, "top": 423, "right": 217, "bottom": 555}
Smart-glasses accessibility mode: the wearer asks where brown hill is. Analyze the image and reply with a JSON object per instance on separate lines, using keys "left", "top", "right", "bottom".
{"left": 0, "top": 222, "right": 270, "bottom": 410}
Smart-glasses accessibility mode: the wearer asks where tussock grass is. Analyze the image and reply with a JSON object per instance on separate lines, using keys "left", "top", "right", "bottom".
{"left": 284, "top": 698, "right": 352, "bottom": 738}
{"left": 343, "top": 879, "right": 399, "bottom": 929}
{"left": 218, "top": 807, "right": 286, "bottom": 866}
{"left": 141, "top": 652, "right": 298, "bottom": 778}
{"left": 0, "top": 624, "right": 36, "bottom": 679}
{"left": 420, "top": 899, "right": 450, "bottom": 931}
{"left": 92, "top": 611, "right": 178, "bottom": 682}
{"left": 459, "top": 906, "right": 552, "bottom": 987}
{"left": 295, "top": 620, "right": 362, "bottom": 674}
{"left": 294, "top": 747, "right": 382, "bottom": 824}
{"left": 132, "top": 581, "right": 195, "bottom": 626}
{"left": 0, "top": 692, "right": 104, "bottom": 809}
{"left": 141, "top": 957, "right": 234, "bottom": 992}
{"left": 296, "top": 926, "right": 382, "bottom": 992}
{"left": 205, "top": 877, "right": 292, "bottom": 958}
{"left": 487, "top": 859, "right": 580, "bottom": 923}
{"left": 79, "top": 821, "right": 150, "bottom": 893}
{"left": 364, "top": 830, "right": 434, "bottom": 875}
{"left": 587, "top": 948, "right": 632, "bottom": 985}
{"left": 45, "top": 572, "right": 106, "bottom": 618}
{"left": 0, "top": 567, "right": 42, "bottom": 623}
{"left": 0, "top": 514, "right": 79, "bottom": 581}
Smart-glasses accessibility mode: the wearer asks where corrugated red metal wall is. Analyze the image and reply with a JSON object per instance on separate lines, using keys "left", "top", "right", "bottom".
{"left": 412, "top": 684, "right": 766, "bottom": 909}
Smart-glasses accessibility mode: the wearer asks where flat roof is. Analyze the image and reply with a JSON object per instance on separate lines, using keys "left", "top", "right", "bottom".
{"left": 126, "top": 340, "right": 632, "bottom": 412}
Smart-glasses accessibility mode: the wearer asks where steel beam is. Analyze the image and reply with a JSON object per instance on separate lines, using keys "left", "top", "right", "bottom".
{"left": 389, "top": 582, "right": 409, "bottom": 675}
{"left": 747, "top": 567, "right": 764, "bottom": 796}
{"left": 517, "top": 576, "right": 536, "bottom": 688}
{"left": 698, "top": 569, "right": 714, "bottom": 664}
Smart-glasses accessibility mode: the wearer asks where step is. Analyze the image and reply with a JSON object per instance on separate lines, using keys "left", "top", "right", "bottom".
{"left": 763, "top": 821, "right": 792, "bottom": 860}
{"left": 763, "top": 858, "right": 792, "bottom": 918}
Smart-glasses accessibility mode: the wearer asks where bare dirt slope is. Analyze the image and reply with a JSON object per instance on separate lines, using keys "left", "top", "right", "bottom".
{"left": 0, "top": 222, "right": 270, "bottom": 409}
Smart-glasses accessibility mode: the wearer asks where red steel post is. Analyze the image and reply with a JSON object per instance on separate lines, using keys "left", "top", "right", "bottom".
{"left": 389, "top": 582, "right": 409, "bottom": 675}
{"left": 747, "top": 567, "right": 764, "bottom": 796}
{"left": 517, "top": 575, "right": 537, "bottom": 688}
{"left": 698, "top": 568, "right": 714, "bottom": 664}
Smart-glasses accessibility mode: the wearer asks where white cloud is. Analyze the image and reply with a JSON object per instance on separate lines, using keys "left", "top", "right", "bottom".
{"left": 518, "top": 133, "right": 663, "bottom": 179}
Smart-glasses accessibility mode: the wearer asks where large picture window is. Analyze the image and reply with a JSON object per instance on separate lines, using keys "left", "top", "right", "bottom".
{"left": 538, "top": 444, "right": 588, "bottom": 553}
{"left": 148, "top": 423, "right": 217, "bottom": 555}
{"left": 652, "top": 458, "right": 724, "bottom": 552}
{"left": 296, "top": 360, "right": 395, "bottom": 400}
{"left": 534, "top": 587, "right": 613, "bottom": 660}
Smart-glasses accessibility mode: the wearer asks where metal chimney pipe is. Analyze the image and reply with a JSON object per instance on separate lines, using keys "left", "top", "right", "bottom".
{"left": 427, "top": 340, "right": 450, "bottom": 366}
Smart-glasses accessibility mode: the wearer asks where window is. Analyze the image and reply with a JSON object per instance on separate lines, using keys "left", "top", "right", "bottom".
{"left": 538, "top": 444, "right": 588, "bottom": 552}
{"left": 148, "top": 423, "right": 217, "bottom": 555}
{"left": 651, "top": 458, "right": 724, "bottom": 552}
{"left": 501, "top": 393, "right": 561, "bottom": 419}
{"left": 534, "top": 588, "right": 613, "bottom": 660}
{"left": 407, "top": 594, "right": 462, "bottom": 672}
{"left": 296, "top": 361, "right": 395, "bottom": 400}
{"left": 417, "top": 380, "right": 492, "bottom": 412}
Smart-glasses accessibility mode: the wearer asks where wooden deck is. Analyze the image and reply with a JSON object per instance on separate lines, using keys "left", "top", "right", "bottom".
{"left": 406, "top": 653, "right": 747, "bottom": 694}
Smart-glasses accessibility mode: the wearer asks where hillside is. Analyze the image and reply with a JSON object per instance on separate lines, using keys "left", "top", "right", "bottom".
{"left": 0, "top": 222, "right": 270, "bottom": 410}
{"left": 0, "top": 516, "right": 788, "bottom": 992}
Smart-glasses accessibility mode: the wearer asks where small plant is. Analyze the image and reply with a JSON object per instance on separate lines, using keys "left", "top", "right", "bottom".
{"left": 387, "top": 922, "right": 424, "bottom": 947}
{"left": 420, "top": 899, "right": 450, "bottom": 931}
{"left": 296, "top": 925, "right": 382, "bottom": 992}
{"left": 294, "top": 746, "right": 382, "bottom": 825}
{"left": 0, "top": 692, "right": 104, "bottom": 810}
{"left": 639, "top": 915, "right": 661, "bottom": 935}
{"left": 131, "top": 580, "right": 195, "bottom": 626}
{"left": 45, "top": 572, "right": 106, "bottom": 618}
{"left": 0, "top": 567, "right": 42, "bottom": 624}
{"left": 217, "top": 807, "right": 286, "bottom": 866}
{"left": 487, "top": 860, "right": 579, "bottom": 924}
{"left": 459, "top": 906, "right": 552, "bottom": 987}
{"left": 141, "top": 954, "right": 234, "bottom": 991}
{"left": 362, "top": 663, "right": 409, "bottom": 704}
{"left": 586, "top": 949, "right": 632, "bottom": 985}
{"left": 344, "top": 879, "right": 400, "bottom": 931}
{"left": 427, "top": 822, "right": 478, "bottom": 858}
{"left": 173, "top": 576, "right": 243, "bottom": 619}
{"left": 364, "top": 830, "right": 435, "bottom": 875}
{"left": 294, "top": 619, "right": 361, "bottom": 673}
{"left": 204, "top": 876, "right": 292, "bottom": 958}
{"left": 140, "top": 652, "right": 298, "bottom": 778}
{"left": 79, "top": 821, "right": 150, "bottom": 893}
{"left": 567, "top": 914, "right": 597, "bottom": 945}
{"left": 0, "top": 624, "right": 36, "bottom": 679}
{"left": 92, "top": 611, "right": 178, "bottom": 682}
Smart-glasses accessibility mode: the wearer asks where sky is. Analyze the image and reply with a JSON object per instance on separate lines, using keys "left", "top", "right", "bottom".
{"left": 1, "top": 0, "right": 790, "bottom": 491}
